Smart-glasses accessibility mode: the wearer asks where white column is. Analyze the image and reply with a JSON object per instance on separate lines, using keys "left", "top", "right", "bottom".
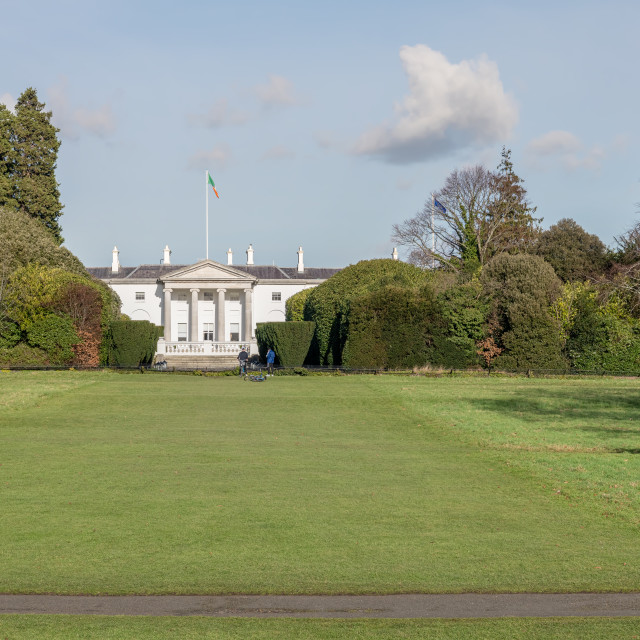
{"left": 246, "top": 244, "right": 254, "bottom": 265}
{"left": 163, "top": 245, "right": 171, "bottom": 265}
{"left": 243, "top": 288, "right": 253, "bottom": 342}
{"left": 216, "top": 288, "right": 226, "bottom": 342}
{"left": 189, "top": 288, "right": 199, "bottom": 342}
{"left": 227, "top": 248, "right": 233, "bottom": 265}
{"left": 163, "top": 288, "right": 173, "bottom": 342}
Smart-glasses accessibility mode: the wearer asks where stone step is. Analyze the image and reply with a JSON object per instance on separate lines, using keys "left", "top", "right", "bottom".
{"left": 160, "top": 355, "right": 240, "bottom": 371}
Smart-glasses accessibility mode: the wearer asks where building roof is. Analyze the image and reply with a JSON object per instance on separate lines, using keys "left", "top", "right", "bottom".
{"left": 87, "top": 263, "right": 341, "bottom": 282}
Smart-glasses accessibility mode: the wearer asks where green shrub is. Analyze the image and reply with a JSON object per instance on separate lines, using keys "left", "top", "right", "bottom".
{"left": 304, "top": 259, "right": 428, "bottom": 365}
{"left": 0, "top": 207, "right": 87, "bottom": 277}
{"left": 285, "top": 288, "right": 312, "bottom": 321}
{"left": 534, "top": 218, "right": 608, "bottom": 282}
{"left": 496, "top": 317, "right": 568, "bottom": 371}
{"left": 436, "top": 280, "right": 489, "bottom": 367}
{"left": 108, "top": 320, "right": 162, "bottom": 367}
{"left": 255, "top": 321, "right": 315, "bottom": 367}
{"left": 0, "top": 319, "right": 21, "bottom": 349}
{"left": 342, "top": 281, "right": 484, "bottom": 371}
{"left": 482, "top": 253, "right": 566, "bottom": 370}
{"left": 25, "top": 314, "right": 78, "bottom": 365}
{"left": 566, "top": 289, "right": 640, "bottom": 372}
{"left": 343, "top": 286, "right": 440, "bottom": 370}
{"left": 0, "top": 343, "right": 50, "bottom": 367}
{"left": 2, "top": 262, "right": 121, "bottom": 366}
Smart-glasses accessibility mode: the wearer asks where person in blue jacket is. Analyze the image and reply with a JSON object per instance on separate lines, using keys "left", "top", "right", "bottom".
{"left": 266, "top": 347, "right": 275, "bottom": 376}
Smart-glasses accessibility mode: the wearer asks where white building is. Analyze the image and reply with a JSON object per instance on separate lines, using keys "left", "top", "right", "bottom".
{"left": 88, "top": 244, "right": 342, "bottom": 365}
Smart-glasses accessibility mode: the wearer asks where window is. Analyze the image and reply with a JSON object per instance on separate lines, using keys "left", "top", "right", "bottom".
{"left": 203, "top": 323, "right": 214, "bottom": 341}
{"left": 272, "top": 292, "right": 281, "bottom": 302}
{"left": 229, "top": 322, "right": 240, "bottom": 342}
{"left": 177, "top": 323, "right": 187, "bottom": 342}
{"left": 228, "top": 292, "right": 240, "bottom": 302}
{"left": 204, "top": 292, "right": 214, "bottom": 301}
{"left": 135, "top": 292, "right": 145, "bottom": 301}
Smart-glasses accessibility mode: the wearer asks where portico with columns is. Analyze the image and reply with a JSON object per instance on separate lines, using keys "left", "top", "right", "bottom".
{"left": 157, "top": 259, "right": 258, "bottom": 357}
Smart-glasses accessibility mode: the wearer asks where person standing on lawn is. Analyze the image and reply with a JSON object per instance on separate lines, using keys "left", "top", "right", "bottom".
{"left": 237, "top": 347, "right": 249, "bottom": 376}
{"left": 266, "top": 347, "right": 275, "bottom": 376}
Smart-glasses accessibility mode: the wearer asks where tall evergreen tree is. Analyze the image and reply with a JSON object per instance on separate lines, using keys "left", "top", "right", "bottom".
{"left": 10, "top": 88, "right": 63, "bottom": 243}
{"left": 487, "top": 147, "right": 541, "bottom": 257}
{"left": 0, "top": 104, "right": 14, "bottom": 208}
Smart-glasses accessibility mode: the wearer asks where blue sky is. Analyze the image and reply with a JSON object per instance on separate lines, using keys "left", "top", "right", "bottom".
{"left": 2, "top": 0, "right": 639, "bottom": 269}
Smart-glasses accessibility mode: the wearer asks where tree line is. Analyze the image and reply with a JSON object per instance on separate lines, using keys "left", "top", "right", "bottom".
{"left": 0, "top": 88, "right": 161, "bottom": 367}
{"left": 287, "top": 150, "right": 640, "bottom": 372}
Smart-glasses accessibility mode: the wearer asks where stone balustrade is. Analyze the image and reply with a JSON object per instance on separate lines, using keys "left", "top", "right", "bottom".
{"left": 160, "top": 341, "right": 250, "bottom": 356}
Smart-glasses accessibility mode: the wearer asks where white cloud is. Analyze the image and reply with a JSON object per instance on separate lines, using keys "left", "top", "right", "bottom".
{"left": 353, "top": 45, "right": 518, "bottom": 164}
{"left": 261, "top": 145, "right": 295, "bottom": 160}
{"left": 527, "top": 130, "right": 581, "bottom": 155}
{"left": 526, "top": 130, "right": 606, "bottom": 172}
{"left": 0, "top": 93, "right": 16, "bottom": 112}
{"left": 188, "top": 99, "right": 250, "bottom": 128}
{"left": 255, "top": 75, "right": 299, "bottom": 108}
{"left": 188, "top": 145, "right": 232, "bottom": 171}
{"left": 48, "top": 78, "right": 116, "bottom": 139}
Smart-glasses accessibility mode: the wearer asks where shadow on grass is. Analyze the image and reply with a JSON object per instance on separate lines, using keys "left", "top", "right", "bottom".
{"left": 465, "top": 386, "right": 640, "bottom": 442}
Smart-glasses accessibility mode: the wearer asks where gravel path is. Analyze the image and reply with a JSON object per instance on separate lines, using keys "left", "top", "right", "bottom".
{"left": 1, "top": 593, "right": 639, "bottom": 618}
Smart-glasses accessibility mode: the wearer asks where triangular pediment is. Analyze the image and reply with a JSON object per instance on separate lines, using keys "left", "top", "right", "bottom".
{"left": 161, "top": 260, "right": 257, "bottom": 284}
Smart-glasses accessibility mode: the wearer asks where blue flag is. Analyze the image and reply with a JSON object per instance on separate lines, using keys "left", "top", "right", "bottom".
{"left": 434, "top": 198, "right": 446, "bottom": 214}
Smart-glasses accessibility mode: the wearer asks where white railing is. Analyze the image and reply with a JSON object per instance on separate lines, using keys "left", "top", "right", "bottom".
{"left": 160, "top": 341, "right": 249, "bottom": 356}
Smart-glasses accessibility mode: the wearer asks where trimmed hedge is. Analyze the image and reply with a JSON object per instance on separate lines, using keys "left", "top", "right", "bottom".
{"left": 255, "top": 321, "right": 315, "bottom": 367}
{"left": 108, "top": 320, "right": 163, "bottom": 367}
{"left": 304, "top": 259, "right": 429, "bottom": 365}
{"left": 343, "top": 285, "right": 474, "bottom": 370}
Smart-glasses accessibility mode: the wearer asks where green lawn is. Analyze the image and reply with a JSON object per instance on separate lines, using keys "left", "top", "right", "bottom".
{"left": 1, "top": 616, "right": 639, "bottom": 639}
{"left": 0, "top": 371, "right": 638, "bottom": 594}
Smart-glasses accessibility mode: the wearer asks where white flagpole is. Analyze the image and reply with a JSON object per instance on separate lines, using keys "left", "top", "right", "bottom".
{"left": 205, "top": 170, "right": 209, "bottom": 260}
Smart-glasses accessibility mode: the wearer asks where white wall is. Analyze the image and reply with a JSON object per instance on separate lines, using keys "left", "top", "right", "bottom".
{"left": 110, "top": 280, "right": 316, "bottom": 338}
{"left": 252, "top": 282, "right": 312, "bottom": 330}
{"left": 111, "top": 282, "right": 163, "bottom": 325}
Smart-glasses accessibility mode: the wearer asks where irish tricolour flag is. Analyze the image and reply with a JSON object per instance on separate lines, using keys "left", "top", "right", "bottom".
{"left": 208, "top": 172, "right": 219, "bottom": 198}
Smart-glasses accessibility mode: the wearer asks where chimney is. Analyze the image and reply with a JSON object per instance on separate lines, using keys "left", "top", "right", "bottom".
{"left": 297, "top": 246, "right": 304, "bottom": 273}
{"left": 227, "top": 248, "right": 233, "bottom": 265}
{"left": 163, "top": 245, "right": 171, "bottom": 265}
{"left": 246, "top": 244, "right": 254, "bottom": 265}
{"left": 392, "top": 247, "right": 398, "bottom": 261}
{"left": 111, "top": 246, "right": 120, "bottom": 274}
